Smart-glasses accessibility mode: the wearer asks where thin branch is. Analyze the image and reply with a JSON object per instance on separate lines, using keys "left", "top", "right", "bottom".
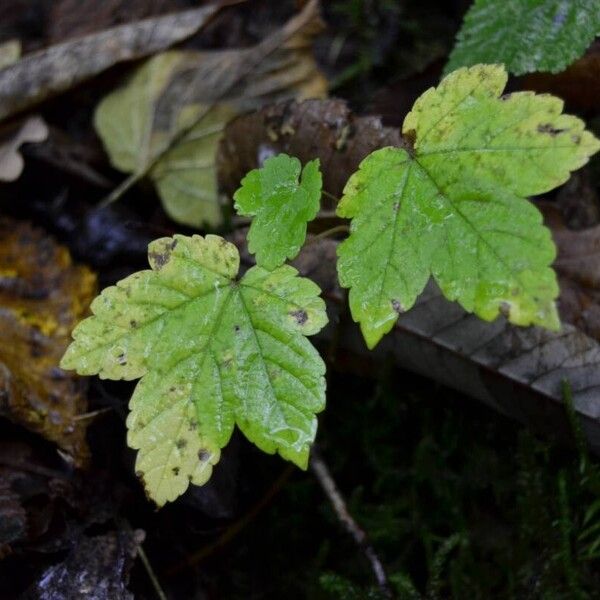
{"left": 310, "top": 448, "right": 392, "bottom": 598}
{"left": 138, "top": 543, "right": 169, "bottom": 600}
{"left": 306, "top": 225, "right": 349, "bottom": 245}
{"left": 120, "top": 519, "right": 168, "bottom": 600}
{"left": 321, "top": 189, "right": 341, "bottom": 203}
{"left": 72, "top": 407, "right": 113, "bottom": 421}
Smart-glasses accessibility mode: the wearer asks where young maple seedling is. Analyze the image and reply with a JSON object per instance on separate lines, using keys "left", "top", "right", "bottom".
{"left": 62, "top": 65, "right": 600, "bottom": 506}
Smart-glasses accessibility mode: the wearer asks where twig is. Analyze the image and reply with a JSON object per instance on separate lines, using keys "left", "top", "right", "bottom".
{"left": 72, "top": 407, "right": 113, "bottom": 421}
{"left": 321, "top": 190, "right": 341, "bottom": 204}
{"left": 120, "top": 519, "right": 168, "bottom": 600}
{"left": 306, "top": 225, "right": 349, "bottom": 245}
{"left": 164, "top": 464, "right": 294, "bottom": 576}
{"left": 310, "top": 448, "right": 392, "bottom": 598}
{"left": 138, "top": 543, "right": 169, "bottom": 600}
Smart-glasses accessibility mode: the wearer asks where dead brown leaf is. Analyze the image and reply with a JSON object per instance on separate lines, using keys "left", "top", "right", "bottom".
{"left": 0, "top": 3, "right": 230, "bottom": 121}
{"left": 0, "top": 218, "right": 97, "bottom": 466}
{"left": 541, "top": 204, "right": 600, "bottom": 342}
{"left": 48, "top": 0, "right": 189, "bottom": 43}
{"left": 218, "top": 98, "right": 408, "bottom": 202}
{"left": 522, "top": 40, "right": 600, "bottom": 113}
{"left": 0, "top": 440, "right": 75, "bottom": 558}
{"left": 0, "top": 116, "right": 48, "bottom": 182}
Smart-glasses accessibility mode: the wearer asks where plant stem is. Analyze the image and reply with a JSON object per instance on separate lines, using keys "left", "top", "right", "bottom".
{"left": 307, "top": 224, "right": 349, "bottom": 244}
{"left": 99, "top": 171, "right": 144, "bottom": 207}
{"left": 321, "top": 189, "right": 341, "bottom": 203}
{"left": 310, "top": 448, "right": 392, "bottom": 598}
{"left": 120, "top": 518, "right": 168, "bottom": 600}
{"left": 138, "top": 543, "right": 169, "bottom": 600}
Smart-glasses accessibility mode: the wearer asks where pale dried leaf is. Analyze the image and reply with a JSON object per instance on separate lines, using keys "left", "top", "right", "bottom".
{"left": 0, "top": 116, "right": 48, "bottom": 182}
{"left": 0, "top": 39, "right": 20, "bottom": 70}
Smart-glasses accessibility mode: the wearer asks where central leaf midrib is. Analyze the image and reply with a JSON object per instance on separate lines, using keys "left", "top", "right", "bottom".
{"left": 375, "top": 164, "right": 411, "bottom": 310}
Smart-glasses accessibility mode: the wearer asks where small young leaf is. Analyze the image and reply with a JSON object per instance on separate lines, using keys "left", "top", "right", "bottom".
{"left": 61, "top": 234, "right": 328, "bottom": 505}
{"left": 234, "top": 154, "right": 322, "bottom": 270}
{"left": 337, "top": 64, "right": 600, "bottom": 349}
{"left": 446, "top": 0, "right": 600, "bottom": 76}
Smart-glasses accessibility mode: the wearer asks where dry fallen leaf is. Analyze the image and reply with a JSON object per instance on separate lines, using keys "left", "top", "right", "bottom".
{"left": 0, "top": 116, "right": 48, "bottom": 182}
{"left": 523, "top": 40, "right": 600, "bottom": 112}
{"left": 0, "top": 3, "right": 229, "bottom": 121}
{"left": 218, "top": 98, "right": 406, "bottom": 202}
{"left": 0, "top": 440, "right": 77, "bottom": 558}
{"left": 95, "top": 0, "right": 327, "bottom": 228}
{"left": 0, "top": 39, "right": 20, "bottom": 70}
{"left": 0, "top": 218, "right": 96, "bottom": 466}
{"left": 48, "top": 0, "right": 190, "bottom": 42}
{"left": 541, "top": 204, "right": 600, "bottom": 342}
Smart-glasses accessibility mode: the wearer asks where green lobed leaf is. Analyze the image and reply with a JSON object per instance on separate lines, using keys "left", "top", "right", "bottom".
{"left": 446, "top": 0, "right": 600, "bottom": 76}
{"left": 234, "top": 154, "right": 322, "bottom": 270}
{"left": 61, "top": 234, "right": 328, "bottom": 505}
{"left": 337, "top": 64, "right": 600, "bottom": 349}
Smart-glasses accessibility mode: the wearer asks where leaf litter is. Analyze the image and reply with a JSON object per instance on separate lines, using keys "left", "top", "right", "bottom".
{"left": 95, "top": 0, "right": 327, "bottom": 228}
{"left": 0, "top": 218, "right": 96, "bottom": 466}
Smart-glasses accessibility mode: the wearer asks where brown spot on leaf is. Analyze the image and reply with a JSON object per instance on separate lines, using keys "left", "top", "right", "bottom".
{"left": 290, "top": 309, "right": 308, "bottom": 325}
{"left": 403, "top": 128, "right": 416, "bottom": 153}
{"left": 172, "top": 467, "right": 180, "bottom": 475}
{"left": 537, "top": 123, "right": 565, "bottom": 136}
{"left": 175, "top": 438, "right": 187, "bottom": 450}
{"left": 149, "top": 251, "right": 170, "bottom": 270}
{"left": 391, "top": 299, "right": 404, "bottom": 314}
{"left": 499, "top": 301, "right": 511, "bottom": 318}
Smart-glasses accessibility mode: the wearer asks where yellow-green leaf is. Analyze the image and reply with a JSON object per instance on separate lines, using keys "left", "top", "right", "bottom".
{"left": 337, "top": 64, "right": 600, "bottom": 348}
{"left": 61, "top": 234, "right": 328, "bottom": 505}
